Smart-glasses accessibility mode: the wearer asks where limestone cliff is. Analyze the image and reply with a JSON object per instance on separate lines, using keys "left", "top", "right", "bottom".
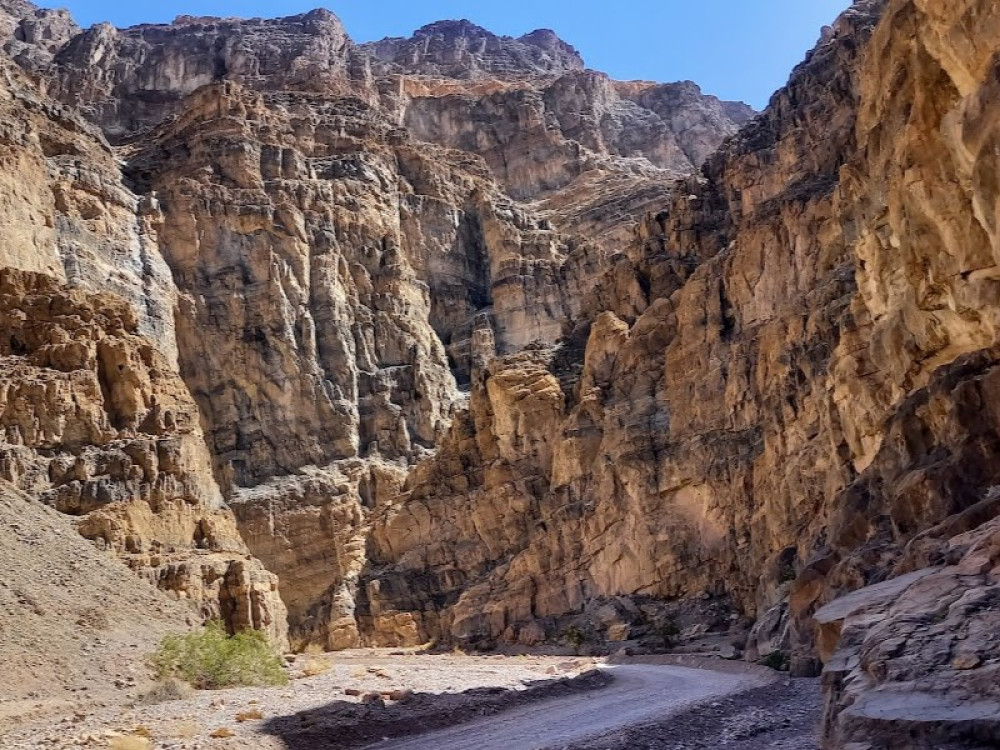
{"left": 0, "top": 39, "right": 286, "bottom": 646}
{"left": 2, "top": 0, "right": 1000, "bottom": 746}
{"left": 361, "top": 0, "right": 1000, "bottom": 744}
{"left": 0, "top": 1, "right": 750, "bottom": 655}
{"left": 360, "top": 0, "right": 888, "bottom": 649}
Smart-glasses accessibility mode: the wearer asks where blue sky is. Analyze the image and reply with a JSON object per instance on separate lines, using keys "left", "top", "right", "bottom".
{"left": 38, "top": 1, "right": 851, "bottom": 109}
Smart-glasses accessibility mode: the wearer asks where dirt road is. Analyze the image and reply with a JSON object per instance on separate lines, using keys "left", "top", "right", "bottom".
{"left": 363, "top": 663, "right": 770, "bottom": 750}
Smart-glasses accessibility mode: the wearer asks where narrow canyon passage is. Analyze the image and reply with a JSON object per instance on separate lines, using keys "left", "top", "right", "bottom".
{"left": 358, "top": 665, "right": 764, "bottom": 750}
{"left": 3, "top": 0, "right": 1000, "bottom": 748}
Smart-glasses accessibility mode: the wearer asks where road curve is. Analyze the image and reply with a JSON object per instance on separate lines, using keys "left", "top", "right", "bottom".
{"left": 364, "top": 664, "right": 766, "bottom": 750}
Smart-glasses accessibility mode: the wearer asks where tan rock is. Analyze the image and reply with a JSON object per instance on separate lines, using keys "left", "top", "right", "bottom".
{"left": 952, "top": 654, "right": 982, "bottom": 671}
{"left": 819, "top": 516, "right": 1000, "bottom": 748}
{"left": 0, "top": 267, "right": 287, "bottom": 647}
{"left": 4, "top": 7, "right": 1000, "bottom": 750}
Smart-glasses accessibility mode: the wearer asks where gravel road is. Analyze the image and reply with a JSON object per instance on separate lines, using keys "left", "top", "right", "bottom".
{"left": 363, "top": 664, "right": 769, "bottom": 750}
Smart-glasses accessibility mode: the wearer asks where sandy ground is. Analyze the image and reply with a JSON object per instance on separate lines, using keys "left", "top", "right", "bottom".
{"left": 566, "top": 674, "right": 822, "bottom": 750}
{"left": 0, "top": 650, "right": 603, "bottom": 749}
{"left": 363, "top": 663, "right": 769, "bottom": 750}
{"left": 0, "top": 651, "right": 813, "bottom": 750}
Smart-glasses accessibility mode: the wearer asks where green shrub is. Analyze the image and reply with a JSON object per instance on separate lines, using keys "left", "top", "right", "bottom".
{"left": 562, "top": 625, "right": 586, "bottom": 653}
{"left": 658, "top": 619, "right": 681, "bottom": 649}
{"left": 758, "top": 650, "right": 791, "bottom": 672}
{"left": 152, "top": 622, "right": 288, "bottom": 689}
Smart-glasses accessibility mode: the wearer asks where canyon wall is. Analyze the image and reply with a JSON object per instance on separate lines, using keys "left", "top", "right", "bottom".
{"left": 360, "top": 0, "right": 883, "bottom": 649}
{"left": 0, "top": 50, "right": 287, "bottom": 645}
{"left": 2, "top": 0, "right": 1000, "bottom": 745}
{"left": 0, "top": 1, "right": 750, "bottom": 652}
{"left": 364, "top": 0, "right": 1000, "bottom": 742}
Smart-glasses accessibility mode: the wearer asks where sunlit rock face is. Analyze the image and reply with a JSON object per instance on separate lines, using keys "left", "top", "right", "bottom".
{"left": 0, "top": 1, "right": 751, "bottom": 649}
{"left": 360, "top": 0, "right": 889, "bottom": 651}
{"left": 0, "top": 52, "right": 287, "bottom": 645}
{"left": 5, "top": 2, "right": 1000, "bottom": 743}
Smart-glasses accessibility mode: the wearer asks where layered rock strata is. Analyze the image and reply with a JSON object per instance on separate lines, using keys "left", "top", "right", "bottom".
{"left": 0, "top": 267, "right": 287, "bottom": 646}
{"left": 0, "top": 1, "right": 751, "bottom": 652}
{"left": 361, "top": 0, "right": 888, "bottom": 648}
{"left": 3, "top": 2, "right": 1000, "bottom": 746}
{"left": 364, "top": 1, "right": 1000, "bottom": 745}
{"left": 0, "top": 37, "right": 286, "bottom": 645}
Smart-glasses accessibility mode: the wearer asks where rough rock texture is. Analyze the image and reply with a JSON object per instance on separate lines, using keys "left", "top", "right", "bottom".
{"left": 400, "top": 72, "right": 754, "bottom": 200}
{"left": 4, "top": 1, "right": 1000, "bottom": 747}
{"left": 230, "top": 460, "right": 407, "bottom": 652}
{"left": 0, "top": 1, "right": 751, "bottom": 658}
{"left": 356, "top": 3, "right": 1000, "bottom": 747}
{"left": 361, "top": 0, "right": 888, "bottom": 649}
{"left": 818, "top": 514, "right": 1000, "bottom": 749}
{"left": 0, "top": 268, "right": 287, "bottom": 646}
{"left": 361, "top": 20, "right": 585, "bottom": 80}
{"left": 0, "top": 38, "right": 286, "bottom": 646}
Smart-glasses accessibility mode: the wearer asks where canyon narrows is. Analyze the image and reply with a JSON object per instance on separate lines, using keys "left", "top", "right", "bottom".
{"left": 2, "top": 0, "right": 1000, "bottom": 747}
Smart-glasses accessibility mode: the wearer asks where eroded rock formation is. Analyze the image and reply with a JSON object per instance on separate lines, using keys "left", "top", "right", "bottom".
{"left": 0, "top": 0, "right": 750, "bottom": 654}
{"left": 2, "top": 0, "right": 1000, "bottom": 745}
{"left": 0, "top": 36, "right": 287, "bottom": 646}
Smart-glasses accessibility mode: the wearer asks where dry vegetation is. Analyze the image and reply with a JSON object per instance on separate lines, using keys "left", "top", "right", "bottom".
{"left": 152, "top": 622, "right": 289, "bottom": 690}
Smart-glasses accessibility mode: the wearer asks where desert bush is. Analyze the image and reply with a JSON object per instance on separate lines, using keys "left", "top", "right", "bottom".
{"left": 758, "top": 650, "right": 791, "bottom": 672}
{"left": 562, "top": 625, "right": 586, "bottom": 653}
{"left": 138, "top": 676, "right": 194, "bottom": 704}
{"left": 658, "top": 619, "right": 681, "bottom": 649}
{"left": 152, "top": 621, "right": 288, "bottom": 689}
{"left": 299, "top": 656, "right": 331, "bottom": 678}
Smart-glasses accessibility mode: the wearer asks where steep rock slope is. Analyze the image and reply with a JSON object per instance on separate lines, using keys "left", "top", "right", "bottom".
{"left": 0, "top": 2, "right": 751, "bottom": 653}
{"left": 361, "top": 0, "right": 885, "bottom": 648}
{"left": 5, "top": 3, "right": 999, "bottom": 746}
{"left": 818, "top": 511, "right": 1000, "bottom": 749}
{"left": 361, "top": 20, "right": 585, "bottom": 79}
{"left": 0, "top": 34, "right": 287, "bottom": 646}
{"left": 0, "top": 480, "right": 194, "bottom": 719}
{"left": 360, "top": 0, "right": 1000, "bottom": 745}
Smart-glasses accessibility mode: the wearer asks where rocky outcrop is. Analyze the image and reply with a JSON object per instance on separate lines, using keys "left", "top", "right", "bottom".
{"left": 0, "top": 479, "right": 196, "bottom": 709}
{"left": 376, "top": 1, "right": 1000, "bottom": 746}
{"left": 361, "top": 20, "right": 584, "bottom": 80}
{"left": 3, "top": 5, "right": 78, "bottom": 69}
{"left": 0, "top": 50, "right": 286, "bottom": 646}
{"left": 0, "top": 51, "right": 177, "bottom": 357}
{"left": 401, "top": 73, "right": 753, "bottom": 200}
{"left": 0, "top": 1, "right": 750, "bottom": 652}
{"left": 360, "top": 0, "right": 887, "bottom": 650}
{"left": 0, "top": 0, "right": 34, "bottom": 38}
{"left": 6, "top": 3, "right": 1000, "bottom": 746}
{"left": 0, "top": 5, "right": 750, "bottom": 650}
{"left": 362, "top": 7, "right": 1000, "bottom": 745}
{"left": 35, "top": 10, "right": 361, "bottom": 140}
{"left": 818, "top": 513, "right": 1000, "bottom": 748}
{"left": 0, "top": 268, "right": 287, "bottom": 646}
{"left": 230, "top": 460, "right": 406, "bottom": 652}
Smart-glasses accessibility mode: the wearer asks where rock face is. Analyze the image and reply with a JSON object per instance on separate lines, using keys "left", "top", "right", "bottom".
{"left": 817, "top": 513, "right": 1000, "bottom": 748}
{"left": 360, "top": 0, "right": 889, "bottom": 649}
{"left": 3, "top": 1, "right": 1000, "bottom": 746}
{"left": 0, "top": 266, "right": 287, "bottom": 646}
{"left": 401, "top": 73, "right": 754, "bottom": 200}
{"left": 0, "top": 0, "right": 751, "bottom": 657}
{"left": 361, "top": 20, "right": 584, "bottom": 80}
{"left": 0, "top": 33, "right": 287, "bottom": 646}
